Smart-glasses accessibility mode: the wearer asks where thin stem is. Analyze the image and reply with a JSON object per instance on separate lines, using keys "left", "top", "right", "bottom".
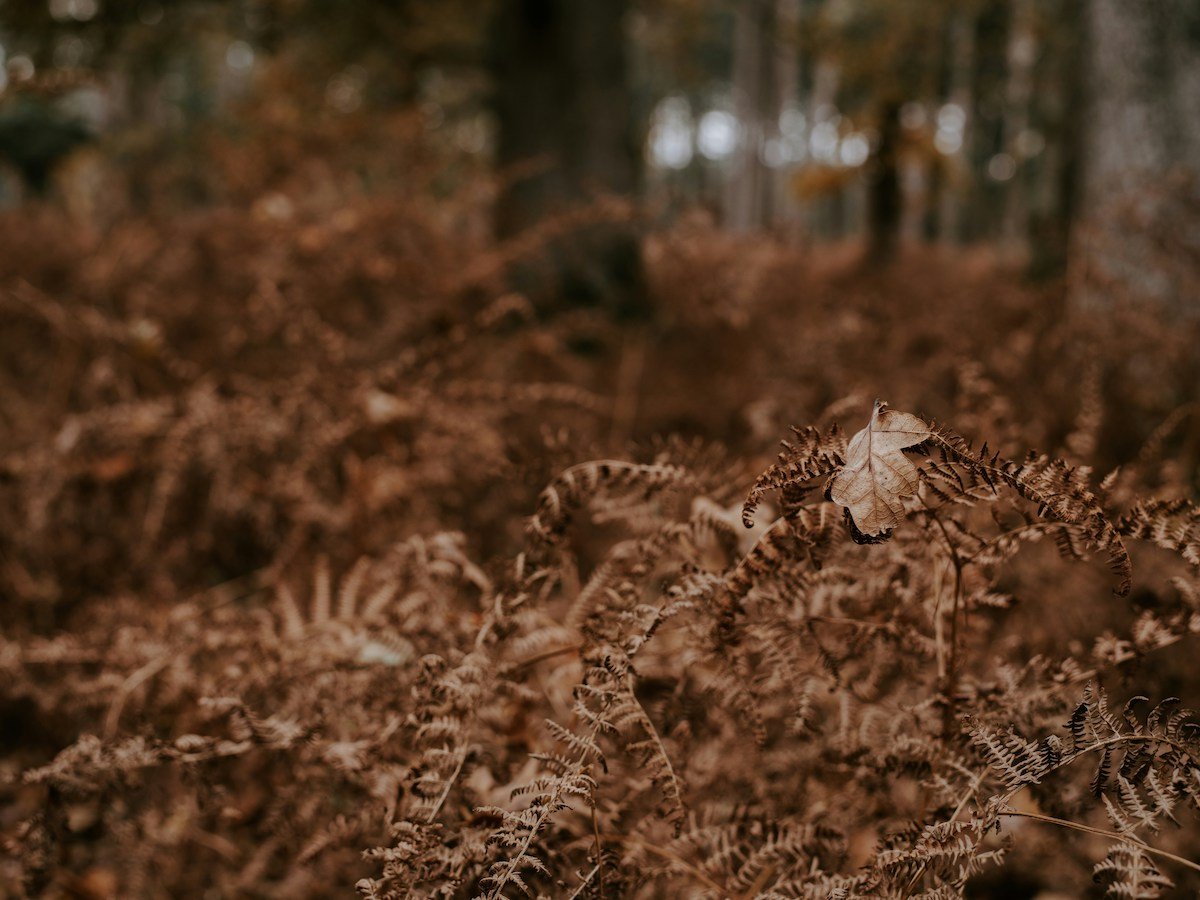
{"left": 1034, "top": 733, "right": 1199, "bottom": 783}
{"left": 421, "top": 610, "right": 506, "bottom": 825}
{"left": 807, "top": 614, "right": 895, "bottom": 632}
{"left": 565, "top": 863, "right": 601, "bottom": 900}
{"left": 591, "top": 803, "right": 606, "bottom": 899}
{"left": 948, "top": 767, "right": 985, "bottom": 822}
{"left": 511, "top": 642, "right": 584, "bottom": 670}
{"left": 951, "top": 729, "right": 1200, "bottom": 895}
{"left": 946, "top": 559, "right": 962, "bottom": 705}
{"left": 424, "top": 747, "right": 467, "bottom": 824}
{"left": 621, "top": 682, "right": 685, "bottom": 820}
{"left": 484, "top": 725, "right": 603, "bottom": 900}
{"left": 999, "top": 809, "right": 1200, "bottom": 874}
{"left": 104, "top": 653, "right": 173, "bottom": 739}
{"left": 600, "top": 833, "right": 729, "bottom": 896}
{"left": 928, "top": 512, "right": 965, "bottom": 737}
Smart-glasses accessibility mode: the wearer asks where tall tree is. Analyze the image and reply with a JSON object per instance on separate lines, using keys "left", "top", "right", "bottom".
{"left": 865, "top": 96, "right": 902, "bottom": 263}
{"left": 999, "top": 0, "right": 1036, "bottom": 261}
{"left": 490, "top": 0, "right": 644, "bottom": 314}
{"left": 820, "top": 0, "right": 944, "bottom": 264}
{"left": 1079, "top": 0, "right": 1200, "bottom": 306}
{"left": 1027, "top": 0, "right": 1085, "bottom": 279}
{"left": 725, "top": 0, "right": 779, "bottom": 232}
{"left": 936, "top": 8, "right": 977, "bottom": 245}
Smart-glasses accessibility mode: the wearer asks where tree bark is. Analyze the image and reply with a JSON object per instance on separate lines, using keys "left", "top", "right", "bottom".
{"left": 1078, "top": 0, "right": 1200, "bottom": 307}
{"left": 774, "top": 0, "right": 802, "bottom": 234}
{"left": 866, "top": 98, "right": 902, "bottom": 265}
{"left": 805, "top": 56, "right": 840, "bottom": 241}
{"left": 1000, "top": 0, "right": 1037, "bottom": 262}
{"left": 492, "top": 0, "right": 638, "bottom": 236}
{"left": 490, "top": 0, "right": 644, "bottom": 315}
{"left": 1027, "top": 0, "right": 1084, "bottom": 279}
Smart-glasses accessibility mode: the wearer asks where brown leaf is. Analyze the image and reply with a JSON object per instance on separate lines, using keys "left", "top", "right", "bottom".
{"left": 828, "top": 400, "right": 930, "bottom": 540}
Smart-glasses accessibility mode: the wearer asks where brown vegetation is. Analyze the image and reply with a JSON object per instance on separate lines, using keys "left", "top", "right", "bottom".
{"left": 2, "top": 186, "right": 1200, "bottom": 898}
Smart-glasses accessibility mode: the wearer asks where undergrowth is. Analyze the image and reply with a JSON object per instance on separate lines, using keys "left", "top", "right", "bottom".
{"left": 2, "top": 193, "right": 1200, "bottom": 898}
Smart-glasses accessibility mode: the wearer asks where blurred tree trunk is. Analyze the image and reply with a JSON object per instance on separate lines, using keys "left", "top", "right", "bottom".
{"left": 773, "top": 0, "right": 802, "bottom": 234}
{"left": 726, "top": 0, "right": 778, "bottom": 232}
{"left": 937, "top": 10, "right": 976, "bottom": 245}
{"left": 1000, "top": 0, "right": 1037, "bottom": 261}
{"left": 805, "top": 56, "right": 840, "bottom": 240}
{"left": 1078, "top": 0, "right": 1200, "bottom": 307}
{"left": 490, "top": 0, "right": 644, "bottom": 315}
{"left": 899, "top": 104, "right": 932, "bottom": 247}
{"left": 866, "top": 98, "right": 902, "bottom": 264}
{"left": 1028, "top": 0, "right": 1084, "bottom": 279}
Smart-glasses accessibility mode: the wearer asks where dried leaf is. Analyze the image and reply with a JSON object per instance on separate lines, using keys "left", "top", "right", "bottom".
{"left": 828, "top": 399, "right": 930, "bottom": 541}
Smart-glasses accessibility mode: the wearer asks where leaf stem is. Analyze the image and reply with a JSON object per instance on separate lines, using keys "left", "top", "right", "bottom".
{"left": 998, "top": 808, "right": 1200, "bottom": 874}
{"left": 928, "top": 512, "right": 965, "bottom": 737}
{"left": 600, "top": 833, "right": 730, "bottom": 895}
{"left": 511, "top": 642, "right": 584, "bottom": 670}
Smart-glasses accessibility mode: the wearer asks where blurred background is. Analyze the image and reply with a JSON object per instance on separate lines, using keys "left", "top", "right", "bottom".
{"left": 0, "top": 0, "right": 1197, "bottom": 292}
{"left": 3, "top": 5, "right": 1200, "bottom": 897}
{"left": 1, "top": 0, "right": 1199, "bottom": 591}
{"left": 1, "top": 0, "right": 1199, "bottom": 600}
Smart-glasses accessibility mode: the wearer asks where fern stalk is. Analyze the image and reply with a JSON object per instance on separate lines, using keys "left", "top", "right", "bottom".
{"left": 999, "top": 809, "right": 1200, "bottom": 874}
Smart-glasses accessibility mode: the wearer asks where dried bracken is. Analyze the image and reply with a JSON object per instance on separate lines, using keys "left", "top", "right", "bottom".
{"left": 3, "top": 197, "right": 1200, "bottom": 898}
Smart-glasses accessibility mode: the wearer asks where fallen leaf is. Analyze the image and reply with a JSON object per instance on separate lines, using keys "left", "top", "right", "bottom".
{"left": 829, "top": 399, "right": 930, "bottom": 541}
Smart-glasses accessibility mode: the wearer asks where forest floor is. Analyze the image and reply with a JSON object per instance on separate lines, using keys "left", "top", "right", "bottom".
{"left": 2, "top": 204, "right": 1200, "bottom": 897}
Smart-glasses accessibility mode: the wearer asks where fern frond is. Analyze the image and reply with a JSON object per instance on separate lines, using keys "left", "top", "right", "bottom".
{"left": 741, "top": 426, "right": 845, "bottom": 529}
{"left": 926, "top": 426, "right": 1133, "bottom": 595}
{"left": 529, "top": 460, "right": 696, "bottom": 543}
{"left": 610, "top": 678, "right": 687, "bottom": 833}
{"left": 1118, "top": 499, "right": 1200, "bottom": 567}
{"left": 1093, "top": 843, "right": 1174, "bottom": 898}
{"left": 968, "top": 720, "right": 1060, "bottom": 791}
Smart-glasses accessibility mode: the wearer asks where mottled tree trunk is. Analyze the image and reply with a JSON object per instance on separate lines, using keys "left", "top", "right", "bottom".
{"left": 1078, "top": 0, "right": 1200, "bottom": 307}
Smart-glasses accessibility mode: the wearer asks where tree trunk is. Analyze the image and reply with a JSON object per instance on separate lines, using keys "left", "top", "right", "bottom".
{"left": 1000, "top": 0, "right": 1037, "bottom": 261}
{"left": 805, "top": 56, "right": 840, "bottom": 241}
{"left": 1027, "top": 0, "right": 1084, "bottom": 279}
{"left": 774, "top": 0, "right": 802, "bottom": 235}
{"left": 726, "top": 0, "right": 779, "bottom": 232}
{"left": 490, "top": 0, "right": 644, "bottom": 315}
{"left": 899, "top": 104, "right": 932, "bottom": 247}
{"left": 492, "top": 0, "right": 638, "bottom": 236}
{"left": 866, "top": 98, "right": 902, "bottom": 265}
{"left": 1078, "top": 0, "right": 1200, "bottom": 307}
{"left": 937, "top": 10, "right": 976, "bottom": 245}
